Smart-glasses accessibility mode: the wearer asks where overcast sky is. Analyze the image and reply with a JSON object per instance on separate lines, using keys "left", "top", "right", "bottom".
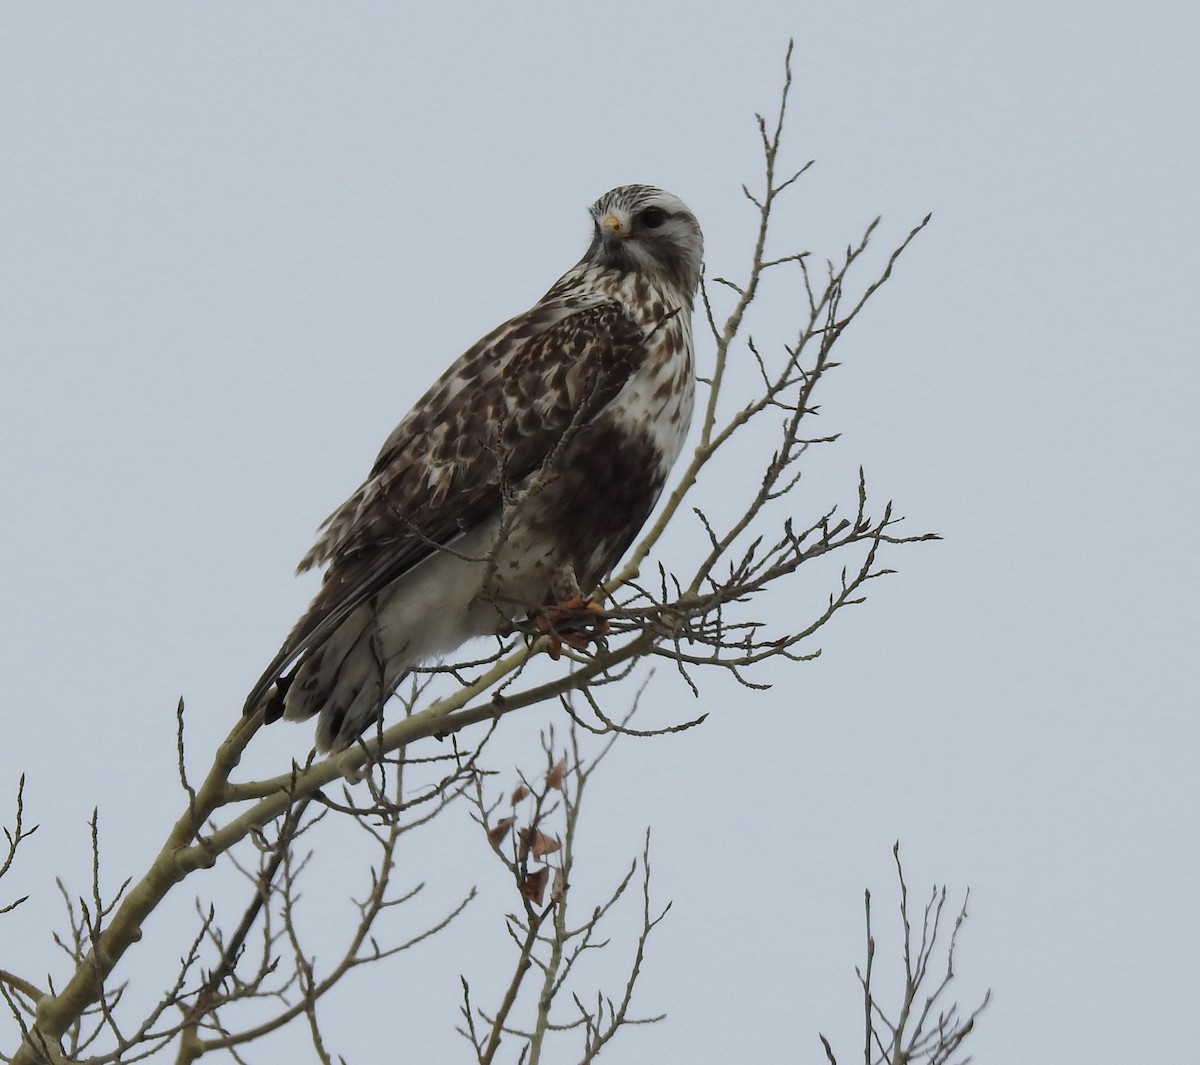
{"left": 2, "top": 3, "right": 1198, "bottom": 1062}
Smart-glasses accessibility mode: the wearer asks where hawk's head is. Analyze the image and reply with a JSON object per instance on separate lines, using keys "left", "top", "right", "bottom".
{"left": 585, "top": 185, "right": 703, "bottom": 301}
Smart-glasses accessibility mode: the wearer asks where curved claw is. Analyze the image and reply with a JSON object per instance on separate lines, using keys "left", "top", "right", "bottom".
{"left": 531, "top": 597, "right": 610, "bottom": 660}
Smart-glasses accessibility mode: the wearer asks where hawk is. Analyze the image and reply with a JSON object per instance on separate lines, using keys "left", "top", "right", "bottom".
{"left": 245, "top": 185, "right": 704, "bottom": 751}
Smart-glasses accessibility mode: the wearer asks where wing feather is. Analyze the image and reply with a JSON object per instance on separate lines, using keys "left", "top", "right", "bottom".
{"left": 244, "top": 297, "right": 646, "bottom": 712}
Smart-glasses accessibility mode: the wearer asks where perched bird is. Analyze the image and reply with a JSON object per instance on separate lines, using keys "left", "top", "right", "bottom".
{"left": 245, "top": 185, "right": 703, "bottom": 751}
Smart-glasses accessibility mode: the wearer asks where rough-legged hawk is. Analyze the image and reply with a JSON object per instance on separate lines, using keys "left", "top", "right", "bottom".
{"left": 245, "top": 185, "right": 703, "bottom": 751}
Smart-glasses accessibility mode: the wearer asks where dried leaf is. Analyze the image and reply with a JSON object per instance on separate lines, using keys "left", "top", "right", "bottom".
{"left": 510, "top": 784, "right": 530, "bottom": 805}
{"left": 531, "top": 832, "right": 561, "bottom": 859}
{"left": 518, "top": 826, "right": 562, "bottom": 861}
{"left": 487, "top": 817, "right": 515, "bottom": 852}
{"left": 520, "top": 866, "right": 549, "bottom": 904}
{"left": 550, "top": 867, "right": 566, "bottom": 904}
{"left": 546, "top": 758, "right": 566, "bottom": 791}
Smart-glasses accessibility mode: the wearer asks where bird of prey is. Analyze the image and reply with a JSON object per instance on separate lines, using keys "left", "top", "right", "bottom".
{"left": 245, "top": 184, "right": 704, "bottom": 752}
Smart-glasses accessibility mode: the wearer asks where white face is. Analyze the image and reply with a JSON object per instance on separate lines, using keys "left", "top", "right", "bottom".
{"left": 587, "top": 185, "right": 704, "bottom": 294}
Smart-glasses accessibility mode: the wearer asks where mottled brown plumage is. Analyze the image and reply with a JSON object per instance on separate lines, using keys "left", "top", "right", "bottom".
{"left": 246, "top": 185, "right": 703, "bottom": 751}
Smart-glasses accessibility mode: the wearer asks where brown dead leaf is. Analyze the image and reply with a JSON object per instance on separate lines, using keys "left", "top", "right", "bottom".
{"left": 520, "top": 867, "right": 549, "bottom": 904}
{"left": 546, "top": 758, "right": 566, "bottom": 791}
{"left": 520, "top": 829, "right": 561, "bottom": 863}
{"left": 531, "top": 831, "right": 561, "bottom": 859}
{"left": 510, "top": 784, "right": 530, "bottom": 805}
{"left": 486, "top": 816, "right": 515, "bottom": 852}
{"left": 550, "top": 867, "right": 566, "bottom": 904}
{"left": 519, "top": 827, "right": 561, "bottom": 860}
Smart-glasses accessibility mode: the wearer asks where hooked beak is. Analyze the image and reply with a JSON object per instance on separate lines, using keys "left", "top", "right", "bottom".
{"left": 601, "top": 213, "right": 629, "bottom": 240}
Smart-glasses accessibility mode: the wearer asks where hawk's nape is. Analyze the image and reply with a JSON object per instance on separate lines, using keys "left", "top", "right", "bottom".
{"left": 245, "top": 185, "right": 703, "bottom": 752}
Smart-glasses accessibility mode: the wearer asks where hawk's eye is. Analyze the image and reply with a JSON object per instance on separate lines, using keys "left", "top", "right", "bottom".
{"left": 638, "top": 207, "right": 668, "bottom": 230}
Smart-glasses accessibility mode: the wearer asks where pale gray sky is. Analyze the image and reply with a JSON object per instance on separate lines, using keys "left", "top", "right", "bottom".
{"left": 2, "top": 3, "right": 1198, "bottom": 1062}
